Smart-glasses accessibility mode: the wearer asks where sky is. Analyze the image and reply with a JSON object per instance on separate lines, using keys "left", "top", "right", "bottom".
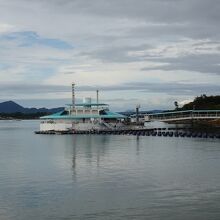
{"left": 0, "top": 0, "right": 220, "bottom": 111}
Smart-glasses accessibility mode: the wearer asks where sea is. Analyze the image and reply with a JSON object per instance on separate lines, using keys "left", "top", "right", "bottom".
{"left": 0, "top": 120, "right": 220, "bottom": 220}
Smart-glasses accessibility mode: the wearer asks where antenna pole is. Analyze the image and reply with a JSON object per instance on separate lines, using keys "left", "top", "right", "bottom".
{"left": 136, "top": 104, "right": 140, "bottom": 123}
{"left": 96, "top": 90, "right": 99, "bottom": 106}
{"left": 72, "top": 83, "right": 75, "bottom": 111}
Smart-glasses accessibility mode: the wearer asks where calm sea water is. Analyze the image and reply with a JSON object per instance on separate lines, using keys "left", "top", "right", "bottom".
{"left": 0, "top": 120, "right": 220, "bottom": 220}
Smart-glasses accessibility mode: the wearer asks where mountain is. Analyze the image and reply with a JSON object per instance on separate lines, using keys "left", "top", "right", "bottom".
{"left": 0, "top": 101, "right": 24, "bottom": 113}
{"left": 0, "top": 101, "right": 64, "bottom": 114}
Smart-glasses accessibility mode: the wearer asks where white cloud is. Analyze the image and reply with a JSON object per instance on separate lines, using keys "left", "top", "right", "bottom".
{"left": 179, "top": 99, "right": 193, "bottom": 106}
{"left": 0, "top": 23, "right": 14, "bottom": 33}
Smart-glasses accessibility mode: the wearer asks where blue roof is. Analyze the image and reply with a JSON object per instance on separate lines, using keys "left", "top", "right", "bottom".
{"left": 40, "top": 110, "right": 126, "bottom": 120}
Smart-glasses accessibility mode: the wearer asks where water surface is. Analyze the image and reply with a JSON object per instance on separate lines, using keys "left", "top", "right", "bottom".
{"left": 0, "top": 120, "right": 220, "bottom": 220}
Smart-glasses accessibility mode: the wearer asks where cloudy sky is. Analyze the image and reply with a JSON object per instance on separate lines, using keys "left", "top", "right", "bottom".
{"left": 0, "top": 0, "right": 220, "bottom": 110}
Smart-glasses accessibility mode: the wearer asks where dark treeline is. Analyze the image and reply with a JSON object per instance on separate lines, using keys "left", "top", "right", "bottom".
{"left": 179, "top": 95, "right": 220, "bottom": 110}
{"left": 0, "top": 112, "right": 49, "bottom": 120}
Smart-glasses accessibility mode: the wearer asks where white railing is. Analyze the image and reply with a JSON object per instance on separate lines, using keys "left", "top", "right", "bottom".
{"left": 148, "top": 111, "right": 220, "bottom": 121}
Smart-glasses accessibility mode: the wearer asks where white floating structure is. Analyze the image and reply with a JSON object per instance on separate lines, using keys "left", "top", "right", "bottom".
{"left": 40, "top": 83, "right": 127, "bottom": 131}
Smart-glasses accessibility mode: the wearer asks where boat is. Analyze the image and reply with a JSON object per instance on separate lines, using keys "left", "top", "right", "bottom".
{"left": 39, "top": 83, "right": 128, "bottom": 132}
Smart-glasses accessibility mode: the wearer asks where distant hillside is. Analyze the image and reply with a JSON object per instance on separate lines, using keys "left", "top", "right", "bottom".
{"left": 0, "top": 101, "right": 64, "bottom": 114}
{"left": 181, "top": 95, "right": 220, "bottom": 110}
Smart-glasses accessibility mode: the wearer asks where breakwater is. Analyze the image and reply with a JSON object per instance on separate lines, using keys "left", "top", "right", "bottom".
{"left": 35, "top": 127, "right": 220, "bottom": 139}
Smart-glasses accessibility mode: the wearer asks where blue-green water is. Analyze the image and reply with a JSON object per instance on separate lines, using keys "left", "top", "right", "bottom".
{"left": 0, "top": 120, "right": 220, "bottom": 220}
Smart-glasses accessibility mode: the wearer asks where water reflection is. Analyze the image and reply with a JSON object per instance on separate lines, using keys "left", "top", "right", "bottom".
{"left": 136, "top": 136, "right": 140, "bottom": 155}
{"left": 66, "top": 135, "right": 114, "bottom": 177}
{"left": 68, "top": 135, "right": 145, "bottom": 175}
{"left": 1, "top": 121, "right": 220, "bottom": 220}
{"left": 71, "top": 136, "right": 77, "bottom": 175}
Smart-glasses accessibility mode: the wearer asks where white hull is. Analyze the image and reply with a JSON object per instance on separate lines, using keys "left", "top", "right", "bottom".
{"left": 40, "top": 121, "right": 125, "bottom": 131}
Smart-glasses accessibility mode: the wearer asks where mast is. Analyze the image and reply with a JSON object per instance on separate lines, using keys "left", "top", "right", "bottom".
{"left": 136, "top": 104, "right": 140, "bottom": 123}
{"left": 96, "top": 89, "right": 99, "bottom": 111}
{"left": 96, "top": 90, "right": 99, "bottom": 105}
{"left": 71, "top": 83, "right": 75, "bottom": 130}
{"left": 72, "top": 83, "right": 75, "bottom": 111}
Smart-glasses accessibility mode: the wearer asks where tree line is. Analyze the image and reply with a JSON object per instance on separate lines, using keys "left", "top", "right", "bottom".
{"left": 0, "top": 112, "right": 49, "bottom": 119}
{"left": 174, "top": 95, "right": 220, "bottom": 110}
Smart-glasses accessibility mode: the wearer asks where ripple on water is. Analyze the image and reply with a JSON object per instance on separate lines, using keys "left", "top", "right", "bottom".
{"left": 0, "top": 121, "right": 220, "bottom": 219}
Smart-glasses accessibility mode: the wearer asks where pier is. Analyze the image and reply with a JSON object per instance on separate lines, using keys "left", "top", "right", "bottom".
{"left": 35, "top": 127, "right": 220, "bottom": 139}
{"left": 147, "top": 110, "right": 220, "bottom": 122}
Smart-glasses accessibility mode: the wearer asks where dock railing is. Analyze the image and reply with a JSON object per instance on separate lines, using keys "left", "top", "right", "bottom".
{"left": 147, "top": 110, "right": 220, "bottom": 122}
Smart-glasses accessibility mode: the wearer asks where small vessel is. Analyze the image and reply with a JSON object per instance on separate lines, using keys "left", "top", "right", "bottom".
{"left": 39, "top": 83, "right": 128, "bottom": 132}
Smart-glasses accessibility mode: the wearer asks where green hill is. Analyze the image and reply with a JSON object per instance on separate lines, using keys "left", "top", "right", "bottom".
{"left": 181, "top": 95, "right": 220, "bottom": 110}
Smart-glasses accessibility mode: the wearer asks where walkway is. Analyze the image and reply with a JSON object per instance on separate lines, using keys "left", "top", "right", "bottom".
{"left": 146, "top": 110, "right": 220, "bottom": 122}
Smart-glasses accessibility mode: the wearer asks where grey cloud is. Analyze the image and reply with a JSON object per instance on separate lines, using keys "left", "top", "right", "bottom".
{"left": 81, "top": 44, "right": 152, "bottom": 63}
{"left": 0, "top": 0, "right": 220, "bottom": 105}
{"left": 0, "top": 84, "right": 69, "bottom": 95}
{"left": 63, "top": 71, "right": 75, "bottom": 75}
{"left": 101, "top": 98, "right": 139, "bottom": 102}
{"left": 127, "top": 82, "right": 220, "bottom": 96}
{"left": 0, "top": 82, "right": 219, "bottom": 97}
{"left": 142, "top": 54, "right": 220, "bottom": 75}
{"left": 81, "top": 41, "right": 220, "bottom": 76}
{"left": 39, "top": 0, "right": 220, "bottom": 25}
{"left": 125, "top": 22, "right": 220, "bottom": 41}
{"left": 65, "top": 0, "right": 220, "bottom": 40}
{"left": 4, "top": 0, "right": 220, "bottom": 40}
